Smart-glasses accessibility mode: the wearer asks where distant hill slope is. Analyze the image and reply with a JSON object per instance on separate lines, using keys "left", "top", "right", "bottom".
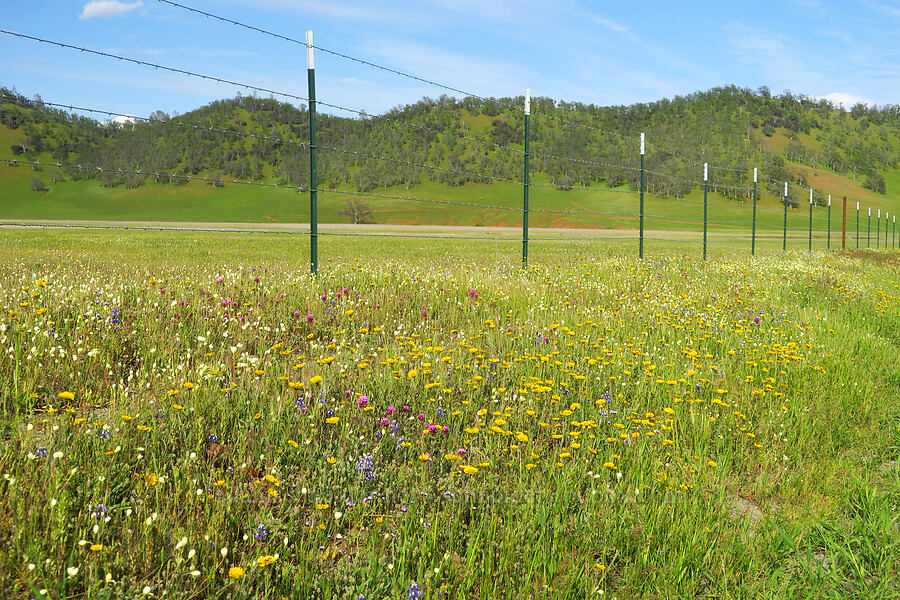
{"left": 1, "top": 85, "right": 898, "bottom": 226}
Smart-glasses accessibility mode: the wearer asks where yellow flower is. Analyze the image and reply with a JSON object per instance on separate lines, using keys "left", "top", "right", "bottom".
{"left": 183, "top": 382, "right": 195, "bottom": 390}
{"left": 264, "top": 474, "right": 281, "bottom": 486}
{"left": 418, "top": 453, "right": 431, "bottom": 461}
{"left": 147, "top": 473, "right": 159, "bottom": 486}
{"left": 344, "top": 309, "right": 354, "bottom": 316}
{"left": 515, "top": 432, "right": 529, "bottom": 442}
{"left": 444, "top": 453, "right": 462, "bottom": 461}
{"left": 326, "top": 457, "right": 337, "bottom": 464}
{"left": 288, "top": 440, "right": 299, "bottom": 448}
{"left": 121, "top": 414, "right": 133, "bottom": 421}
{"left": 603, "top": 462, "right": 617, "bottom": 470}
{"left": 73, "top": 418, "right": 86, "bottom": 426}
{"left": 316, "top": 503, "right": 330, "bottom": 510}
{"left": 310, "top": 375, "right": 323, "bottom": 385}
{"left": 228, "top": 566, "right": 245, "bottom": 578}
{"left": 172, "top": 403, "right": 184, "bottom": 410}
{"left": 90, "top": 543, "right": 103, "bottom": 552}
{"left": 268, "top": 488, "right": 279, "bottom": 497}
{"left": 595, "top": 563, "right": 606, "bottom": 571}
{"left": 460, "top": 465, "right": 479, "bottom": 474}
{"left": 325, "top": 416, "right": 340, "bottom": 425}
{"left": 707, "top": 460, "right": 717, "bottom": 467}
{"left": 58, "top": 391, "right": 74, "bottom": 401}
{"left": 256, "top": 555, "right": 277, "bottom": 566}
{"left": 407, "top": 369, "right": 418, "bottom": 379}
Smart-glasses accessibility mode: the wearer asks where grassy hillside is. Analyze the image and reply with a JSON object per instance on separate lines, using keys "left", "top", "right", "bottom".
{"left": 2, "top": 85, "right": 899, "bottom": 228}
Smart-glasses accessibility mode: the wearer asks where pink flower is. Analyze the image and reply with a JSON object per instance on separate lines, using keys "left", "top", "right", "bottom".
{"left": 386, "top": 406, "right": 396, "bottom": 415}
{"left": 293, "top": 311, "right": 301, "bottom": 319}
{"left": 357, "top": 395, "right": 369, "bottom": 408}
{"left": 380, "top": 417, "right": 390, "bottom": 427}
{"left": 417, "top": 413, "right": 425, "bottom": 421}
{"left": 306, "top": 314, "right": 314, "bottom": 323}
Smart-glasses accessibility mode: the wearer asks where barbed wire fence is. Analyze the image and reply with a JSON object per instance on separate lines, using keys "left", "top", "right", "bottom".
{"left": 0, "top": 2, "right": 896, "bottom": 270}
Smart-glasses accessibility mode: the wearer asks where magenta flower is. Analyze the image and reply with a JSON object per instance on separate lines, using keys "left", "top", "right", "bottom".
{"left": 386, "top": 406, "right": 396, "bottom": 415}
{"left": 357, "top": 395, "right": 369, "bottom": 409}
{"left": 307, "top": 314, "right": 314, "bottom": 323}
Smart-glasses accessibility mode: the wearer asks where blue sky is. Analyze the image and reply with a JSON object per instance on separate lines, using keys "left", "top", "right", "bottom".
{"left": 2, "top": 0, "right": 899, "bottom": 120}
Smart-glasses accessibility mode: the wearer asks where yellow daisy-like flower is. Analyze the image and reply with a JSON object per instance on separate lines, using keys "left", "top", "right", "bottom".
{"left": 707, "top": 460, "right": 717, "bottom": 467}
{"left": 310, "top": 376, "right": 323, "bottom": 385}
{"left": 256, "top": 555, "right": 277, "bottom": 566}
{"left": 603, "top": 462, "right": 617, "bottom": 470}
{"left": 58, "top": 391, "right": 74, "bottom": 401}
{"left": 325, "top": 416, "right": 339, "bottom": 425}
{"left": 326, "top": 457, "right": 337, "bottom": 464}
{"left": 90, "top": 543, "right": 103, "bottom": 552}
{"left": 228, "top": 566, "right": 245, "bottom": 578}
{"left": 418, "top": 453, "right": 431, "bottom": 461}
{"left": 316, "top": 503, "right": 330, "bottom": 510}
{"left": 460, "top": 465, "right": 479, "bottom": 475}
{"left": 183, "top": 382, "right": 195, "bottom": 390}
{"left": 407, "top": 369, "right": 418, "bottom": 379}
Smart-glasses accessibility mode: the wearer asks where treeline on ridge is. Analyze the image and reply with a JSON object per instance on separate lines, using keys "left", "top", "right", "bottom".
{"left": 2, "top": 84, "right": 898, "bottom": 202}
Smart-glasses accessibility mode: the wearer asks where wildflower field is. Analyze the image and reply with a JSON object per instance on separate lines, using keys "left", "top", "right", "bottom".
{"left": 1, "top": 230, "right": 898, "bottom": 599}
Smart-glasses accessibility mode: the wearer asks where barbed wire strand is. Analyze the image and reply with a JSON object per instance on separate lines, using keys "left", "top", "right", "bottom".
{"left": 155, "top": 0, "right": 521, "bottom": 112}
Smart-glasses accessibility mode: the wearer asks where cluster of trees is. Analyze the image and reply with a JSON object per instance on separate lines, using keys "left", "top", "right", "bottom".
{"left": 2, "top": 84, "right": 897, "bottom": 199}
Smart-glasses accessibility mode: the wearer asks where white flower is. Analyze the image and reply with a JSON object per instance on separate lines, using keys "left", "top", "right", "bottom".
{"left": 176, "top": 537, "right": 187, "bottom": 550}
{"left": 190, "top": 570, "right": 201, "bottom": 577}
{"left": 142, "top": 585, "right": 152, "bottom": 595}
{"left": 52, "top": 451, "right": 64, "bottom": 459}
{"left": 67, "top": 566, "right": 79, "bottom": 577}
{"left": 27, "top": 563, "right": 35, "bottom": 570}
{"left": 220, "top": 547, "right": 228, "bottom": 558}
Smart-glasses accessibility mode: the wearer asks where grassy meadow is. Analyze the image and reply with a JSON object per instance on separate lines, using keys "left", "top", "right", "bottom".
{"left": 0, "top": 230, "right": 898, "bottom": 599}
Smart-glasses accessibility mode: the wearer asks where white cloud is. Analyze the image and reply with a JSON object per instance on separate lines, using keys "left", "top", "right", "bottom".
{"left": 816, "top": 92, "right": 877, "bottom": 109}
{"left": 79, "top": 1, "right": 144, "bottom": 20}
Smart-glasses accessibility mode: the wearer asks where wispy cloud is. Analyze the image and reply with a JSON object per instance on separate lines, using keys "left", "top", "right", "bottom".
{"left": 722, "top": 22, "right": 815, "bottom": 86}
{"left": 819, "top": 29, "right": 853, "bottom": 43}
{"left": 860, "top": 0, "right": 900, "bottom": 18}
{"left": 587, "top": 13, "right": 629, "bottom": 34}
{"left": 79, "top": 1, "right": 143, "bottom": 20}
{"left": 232, "top": 0, "right": 421, "bottom": 25}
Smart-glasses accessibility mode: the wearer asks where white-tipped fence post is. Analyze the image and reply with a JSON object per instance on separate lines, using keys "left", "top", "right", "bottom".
{"left": 522, "top": 88, "right": 530, "bottom": 268}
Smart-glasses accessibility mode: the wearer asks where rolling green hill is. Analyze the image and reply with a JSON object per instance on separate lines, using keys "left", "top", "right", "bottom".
{"left": 1, "top": 85, "right": 898, "bottom": 229}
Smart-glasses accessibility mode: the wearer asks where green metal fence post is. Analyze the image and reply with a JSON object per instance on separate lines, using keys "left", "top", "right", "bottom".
{"left": 877, "top": 209, "right": 881, "bottom": 249}
{"left": 867, "top": 207, "right": 871, "bottom": 248}
{"left": 306, "top": 30, "right": 318, "bottom": 275}
{"left": 808, "top": 188, "right": 813, "bottom": 252}
{"left": 703, "top": 163, "right": 708, "bottom": 260}
{"left": 751, "top": 167, "right": 757, "bottom": 256}
{"left": 827, "top": 195, "right": 831, "bottom": 250}
{"left": 894, "top": 215, "right": 896, "bottom": 249}
{"left": 640, "top": 132, "right": 645, "bottom": 260}
{"left": 523, "top": 88, "right": 530, "bottom": 269}
{"left": 856, "top": 202, "right": 859, "bottom": 249}
{"left": 782, "top": 182, "right": 788, "bottom": 252}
